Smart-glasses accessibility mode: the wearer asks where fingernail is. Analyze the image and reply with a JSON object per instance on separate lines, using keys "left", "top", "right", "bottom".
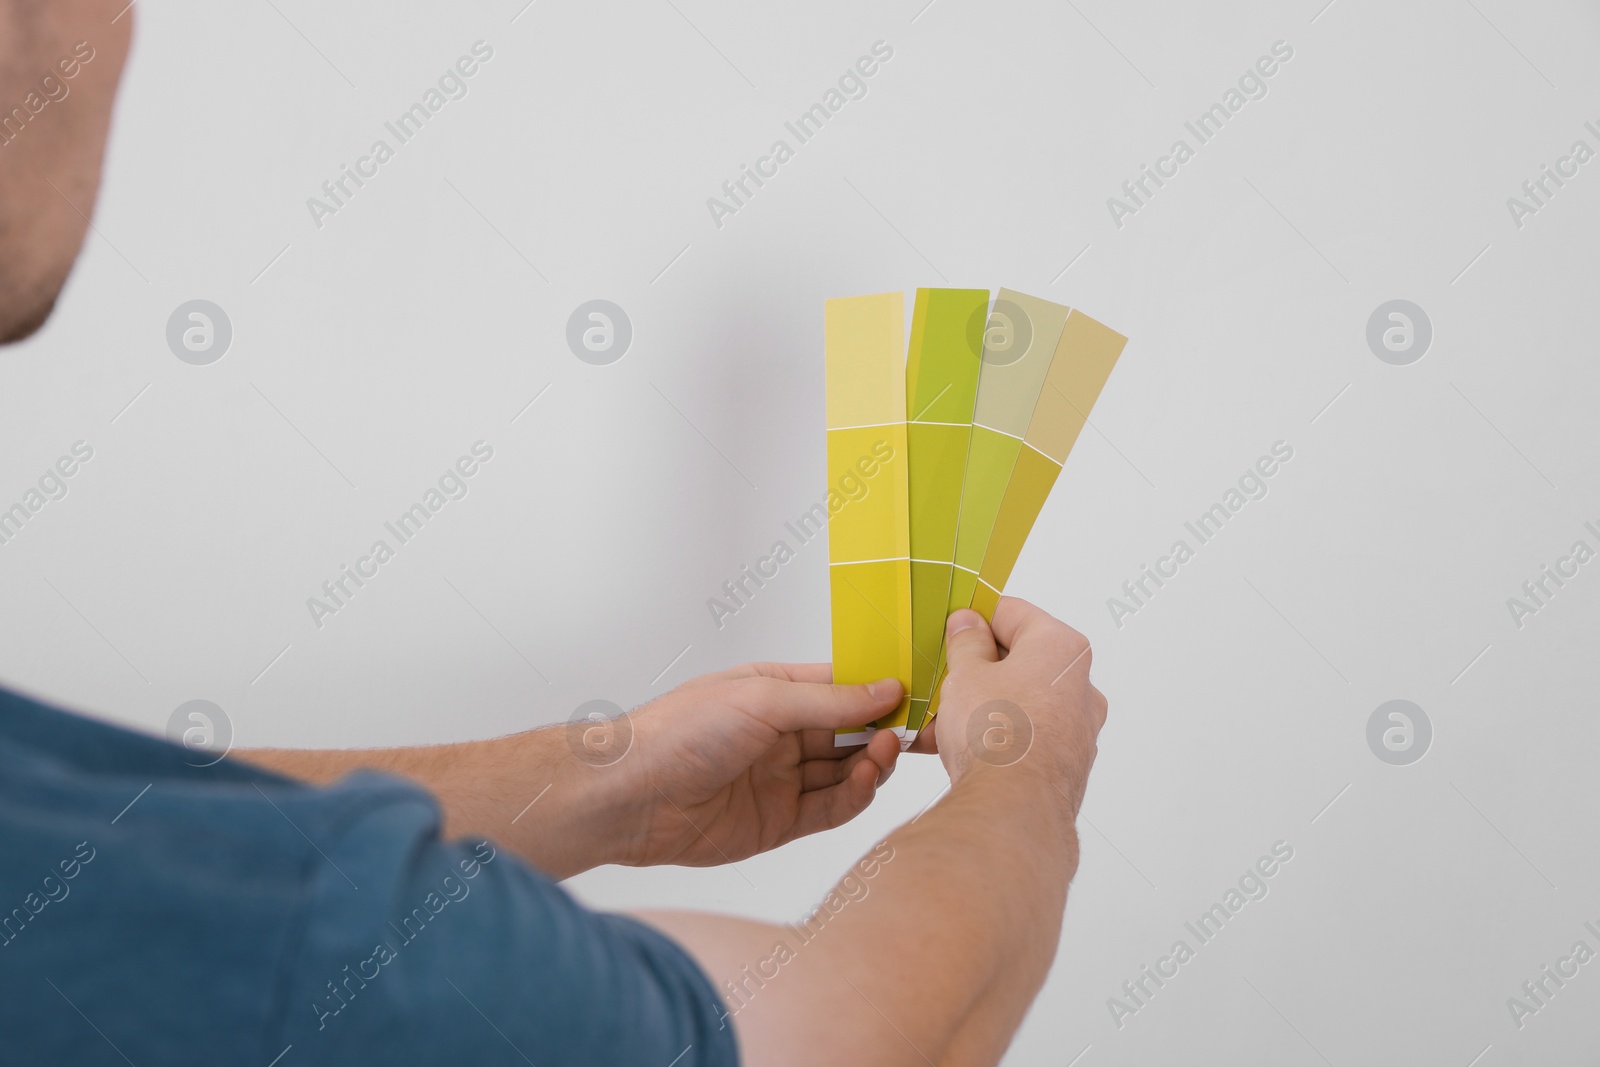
{"left": 869, "top": 679, "right": 901, "bottom": 700}
{"left": 947, "top": 609, "right": 981, "bottom": 636}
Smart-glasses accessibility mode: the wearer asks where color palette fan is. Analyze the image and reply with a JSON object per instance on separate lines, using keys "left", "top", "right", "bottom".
{"left": 826, "top": 288, "right": 1127, "bottom": 748}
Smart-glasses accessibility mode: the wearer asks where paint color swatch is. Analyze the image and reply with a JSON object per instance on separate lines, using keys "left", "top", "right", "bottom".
{"left": 827, "top": 288, "right": 1126, "bottom": 746}
{"left": 904, "top": 288, "right": 988, "bottom": 731}
{"left": 825, "top": 292, "right": 914, "bottom": 746}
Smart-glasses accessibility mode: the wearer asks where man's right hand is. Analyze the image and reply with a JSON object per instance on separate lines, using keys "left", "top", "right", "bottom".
{"left": 922, "top": 597, "right": 1108, "bottom": 815}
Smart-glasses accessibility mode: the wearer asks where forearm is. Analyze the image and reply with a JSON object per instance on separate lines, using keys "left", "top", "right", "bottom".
{"left": 637, "top": 762, "right": 1079, "bottom": 1067}
{"left": 874, "top": 765, "right": 1079, "bottom": 1061}
{"left": 239, "top": 728, "right": 642, "bottom": 879}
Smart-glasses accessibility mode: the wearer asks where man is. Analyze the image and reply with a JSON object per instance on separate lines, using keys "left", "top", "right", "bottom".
{"left": 0, "top": 3, "right": 1109, "bottom": 1064}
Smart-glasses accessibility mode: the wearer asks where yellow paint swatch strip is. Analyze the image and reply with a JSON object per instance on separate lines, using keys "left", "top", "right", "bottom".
{"left": 826, "top": 292, "right": 913, "bottom": 746}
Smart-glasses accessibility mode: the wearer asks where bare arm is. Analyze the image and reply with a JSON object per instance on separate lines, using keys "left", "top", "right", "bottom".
{"left": 240, "top": 728, "right": 641, "bottom": 880}
{"left": 238, "top": 667, "right": 905, "bottom": 880}
{"left": 635, "top": 599, "right": 1106, "bottom": 1067}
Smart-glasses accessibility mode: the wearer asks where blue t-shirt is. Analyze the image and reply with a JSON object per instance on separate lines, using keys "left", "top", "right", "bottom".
{"left": 0, "top": 686, "right": 737, "bottom": 1066}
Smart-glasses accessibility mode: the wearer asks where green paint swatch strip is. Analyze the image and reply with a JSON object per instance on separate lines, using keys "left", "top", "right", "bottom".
{"left": 904, "top": 288, "right": 988, "bottom": 731}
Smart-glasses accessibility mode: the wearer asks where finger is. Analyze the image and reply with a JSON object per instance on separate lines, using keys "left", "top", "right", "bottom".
{"left": 801, "top": 757, "right": 849, "bottom": 791}
{"left": 799, "top": 727, "right": 867, "bottom": 760}
{"left": 945, "top": 609, "right": 999, "bottom": 668}
{"left": 712, "top": 662, "right": 834, "bottom": 685}
{"left": 728, "top": 675, "right": 902, "bottom": 734}
{"left": 800, "top": 735, "right": 897, "bottom": 791}
{"left": 800, "top": 730, "right": 850, "bottom": 760}
{"left": 798, "top": 721, "right": 904, "bottom": 761}
{"left": 860, "top": 728, "right": 900, "bottom": 786}
{"left": 989, "top": 596, "right": 1083, "bottom": 655}
{"left": 784, "top": 759, "right": 879, "bottom": 843}
{"left": 907, "top": 727, "right": 939, "bottom": 755}
{"left": 675, "top": 662, "right": 833, "bottom": 692}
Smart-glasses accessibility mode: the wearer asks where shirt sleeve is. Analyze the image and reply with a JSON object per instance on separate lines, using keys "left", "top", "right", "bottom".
{"left": 271, "top": 788, "right": 738, "bottom": 1067}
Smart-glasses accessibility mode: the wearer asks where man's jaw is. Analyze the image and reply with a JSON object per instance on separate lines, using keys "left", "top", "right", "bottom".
{"left": 0, "top": 287, "right": 62, "bottom": 345}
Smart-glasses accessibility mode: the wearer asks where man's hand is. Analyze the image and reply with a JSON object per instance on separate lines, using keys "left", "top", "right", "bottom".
{"left": 239, "top": 663, "right": 904, "bottom": 878}
{"left": 614, "top": 663, "right": 905, "bottom": 867}
{"left": 912, "top": 599, "right": 1107, "bottom": 809}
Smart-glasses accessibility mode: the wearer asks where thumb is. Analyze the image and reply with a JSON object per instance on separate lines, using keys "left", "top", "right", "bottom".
{"left": 945, "top": 609, "right": 999, "bottom": 667}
